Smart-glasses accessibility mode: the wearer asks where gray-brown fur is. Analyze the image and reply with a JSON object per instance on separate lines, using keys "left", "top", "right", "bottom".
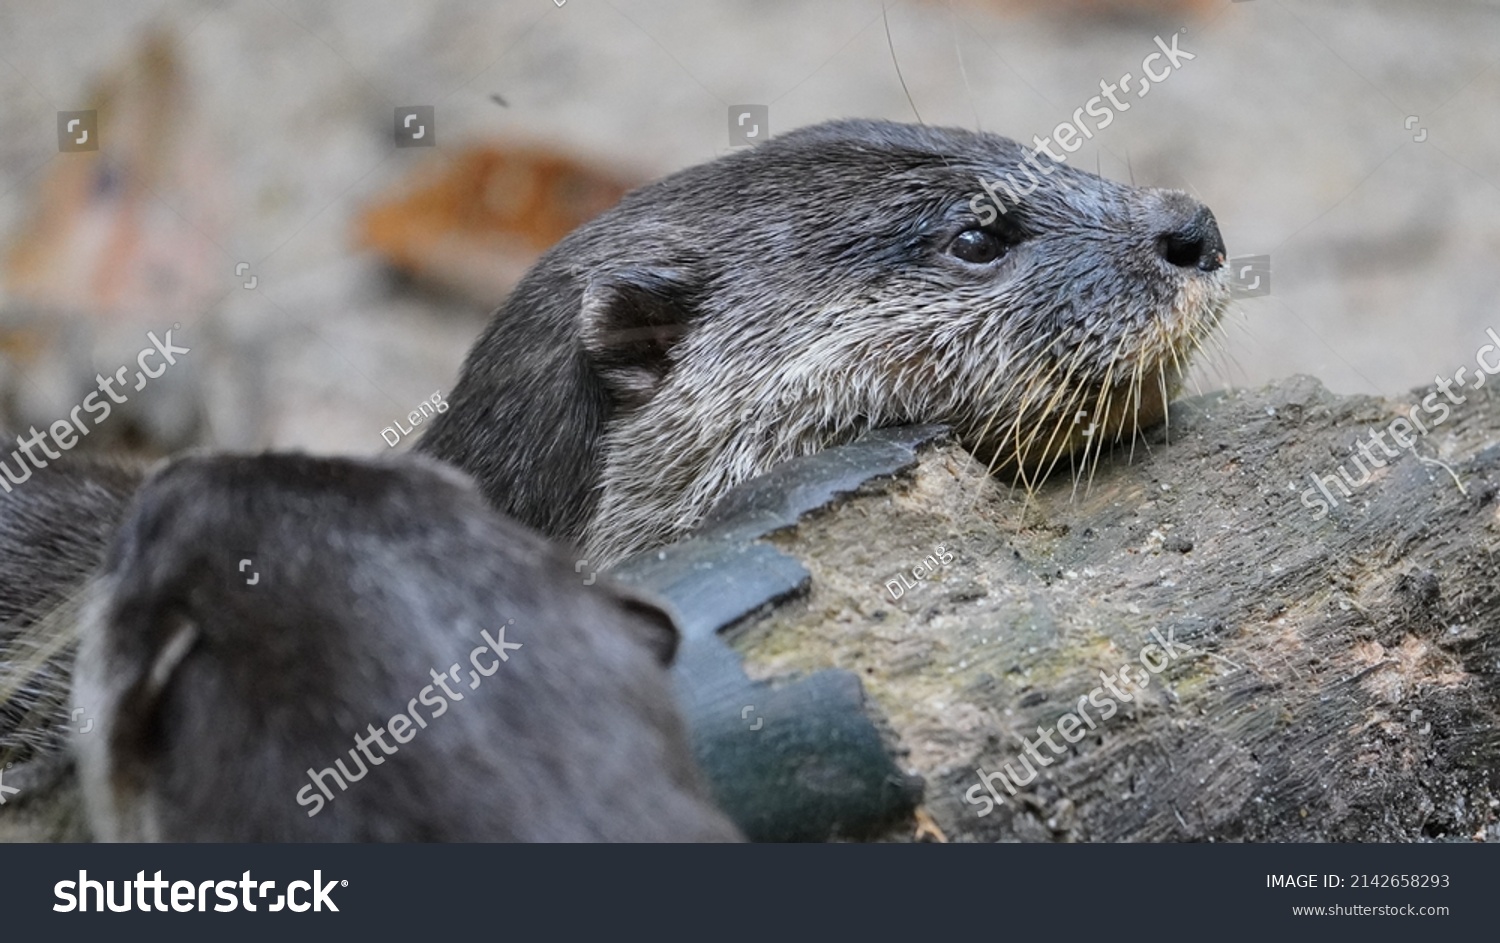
{"left": 420, "top": 118, "right": 1230, "bottom": 566}
{"left": 2, "top": 117, "right": 1227, "bottom": 841}
{"left": 0, "top": 460, "right": 144, "bottom": 769}
{"left": 72, "top": 453, "right": 740, "bottom": 841}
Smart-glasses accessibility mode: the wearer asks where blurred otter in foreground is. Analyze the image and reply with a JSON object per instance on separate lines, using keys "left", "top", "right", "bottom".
{"left": 71, "top": 453, "right": 740, "bottom": 841}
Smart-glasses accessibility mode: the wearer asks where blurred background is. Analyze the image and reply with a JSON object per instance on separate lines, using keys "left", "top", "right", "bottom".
{"left": 0, "top": 0, "right": 1496, "bottom": 459}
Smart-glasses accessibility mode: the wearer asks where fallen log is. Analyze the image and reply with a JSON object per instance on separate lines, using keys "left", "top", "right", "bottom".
{"left": 4, "top": 374, "right": 1497, "bottom": 842}
{"left": 725, "top": 375, "right": 1500, "bottom": 842}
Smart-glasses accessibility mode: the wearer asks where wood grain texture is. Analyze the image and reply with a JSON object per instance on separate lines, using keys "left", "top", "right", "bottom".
{"left": 731, "top": 375, "right": 1500, "bottom": 842}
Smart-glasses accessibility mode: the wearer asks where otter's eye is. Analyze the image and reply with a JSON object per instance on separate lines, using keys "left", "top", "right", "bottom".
{"left": 949, "top": 229, "right": 1006, "bottom": 265}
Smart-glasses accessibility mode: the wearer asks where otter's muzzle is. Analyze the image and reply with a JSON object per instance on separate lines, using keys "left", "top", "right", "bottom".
{"left": 1149, "top": 192, "right": 1226, "bottom": 273}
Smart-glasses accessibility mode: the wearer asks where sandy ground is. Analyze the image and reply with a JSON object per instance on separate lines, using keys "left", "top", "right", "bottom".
{"left": 0, "top": 0, "right": 1496, "bottom": 453}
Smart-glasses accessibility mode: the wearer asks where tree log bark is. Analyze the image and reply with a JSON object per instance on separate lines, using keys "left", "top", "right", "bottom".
{"left": 730, "top": 375, "right": 1500, "bottom": 842}
{"left": 6, "top": 375, "right": 1498, "bottom": 842}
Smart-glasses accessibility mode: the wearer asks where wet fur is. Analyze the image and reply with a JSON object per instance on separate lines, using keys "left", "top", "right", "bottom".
{"left": 0, "top": 460, "right": 144, "bottom": 769}
{"left": 420, "top": 119, "right": 1229, "bottom": 566}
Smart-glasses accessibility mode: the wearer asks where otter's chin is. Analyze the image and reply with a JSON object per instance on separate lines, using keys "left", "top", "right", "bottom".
{"left": 963, "top": 365, "right": 1184, "bottom": 480}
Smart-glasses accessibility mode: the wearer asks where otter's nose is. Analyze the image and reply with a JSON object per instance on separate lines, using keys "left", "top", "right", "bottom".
{"left": 1151, "top": 195, "right": 1226, "bottom": 273}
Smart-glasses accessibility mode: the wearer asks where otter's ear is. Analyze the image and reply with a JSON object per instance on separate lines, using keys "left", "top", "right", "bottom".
{"left": 579, "top": 266, "right": 700, "bottom": 410}
{"left": 101, "top": 612, "right": 201, "bottom": 768}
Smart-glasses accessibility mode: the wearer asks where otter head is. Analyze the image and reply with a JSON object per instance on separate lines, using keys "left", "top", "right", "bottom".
{"left": 428, "top": 119, "right": 1229, "bottom": 564}
{"left": 72, "top": 452, "right": 732, "bottom": 841}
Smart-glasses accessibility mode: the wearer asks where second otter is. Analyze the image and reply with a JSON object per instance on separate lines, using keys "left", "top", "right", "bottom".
{"left": 72, "top": 453, "right": 740, "bottom": 842}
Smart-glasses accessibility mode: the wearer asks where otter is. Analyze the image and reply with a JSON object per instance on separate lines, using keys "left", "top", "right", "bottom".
{"left": 1, "top": 117, "right": 1227, "bottom": 841}
{"left": 0, "top": 460, "right": 144, "bottom": 773}
{"left": 71, "top": 453, "right": 741, "bottom": 841}
{"left": 419, "top": 118, "right": 1229, "bottom": 567}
